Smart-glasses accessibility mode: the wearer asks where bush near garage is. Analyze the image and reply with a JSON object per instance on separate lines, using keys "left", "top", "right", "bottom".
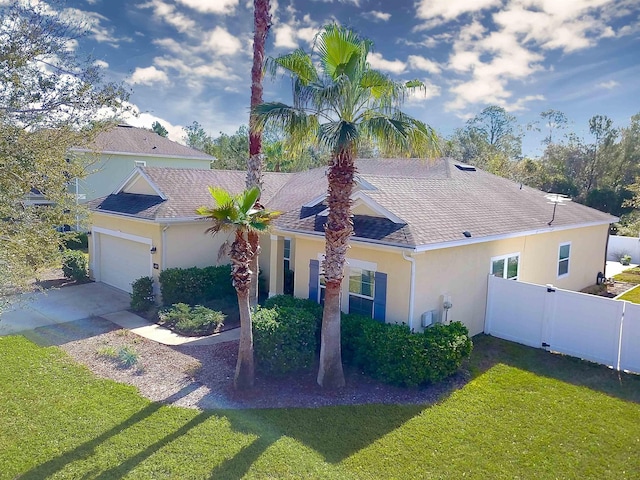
{"left": 130, "top": 276, "right": 155, "bottom": 312}
{"left": 61, "top": 250, "right": 88, "bottom": 281}
{"left": 341, "top": 315, "right": 473, "bottom": 387}
{"left": 159, "top": 265, "right": 235, "bottom": 306}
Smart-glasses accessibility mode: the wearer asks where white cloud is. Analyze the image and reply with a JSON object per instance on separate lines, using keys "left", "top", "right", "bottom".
{"left": 62, "top": 8, "right": 129, "bottom": 47}
{"left": 273, "top": 12, "right": 319, "bottom": 49}
{"left": 598, "top": 80, "right": 619, "bottom": 89}
{"left": 176, "top": 0, "right": 239, "bottom": 14}
{"left": 204, "top": 26, "right": 242, "bottom": 56}
{"left": 407, "top": 55, "right": 441, "bottom": 74}
{"left": 368, "top": 52, "right": 406, "bottom": 74}
{"left": 415, "top": 0, "right": 501, "bottom": 21}
{"left": 139, "top": 0, "right": 196, "bottom": 34}
{"left": 362, "top": 10, "right": 391, "bottom": 22}
{"left": 129, "top": 66, "right": 170, "bottom": 86}
{"left": 119, "top": 103, "right": 186, "bottom": 143}
{"left": 93, "top": 59, "right": 109, "bottom": 69}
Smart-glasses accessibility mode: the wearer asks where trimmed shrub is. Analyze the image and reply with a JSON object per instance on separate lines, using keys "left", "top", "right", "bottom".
{"left": 253, "top": 305, "right": 319, "bottom": 375}
{"left": 159, "top": 303, "right": 225, "bottom": 337}
{"left": 263, "top": 295, "right": 323, "bottom": 350}
{"left": 130, "top": 276, "right": 155, "bottom": 312}
{"left": 159, "top": 265, "right": 235, "bottom": 306}
{"left": 61, "top": 232, "right": 89, "bottom": 251}
{"left": 341, "top": 315, "right": 473, "bottom": 387}
{"left": 61, "top": 250, "right": 88, "bottom": 281}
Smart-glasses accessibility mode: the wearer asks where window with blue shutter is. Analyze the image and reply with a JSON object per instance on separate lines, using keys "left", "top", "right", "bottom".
{"left": 308, "top": 259, "right": 319, "bottom": 302}
{"left": 373, "top": 271, "right": 387, "bottom": 322}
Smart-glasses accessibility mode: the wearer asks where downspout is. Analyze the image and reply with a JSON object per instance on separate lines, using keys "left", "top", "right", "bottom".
{"left": 402, "top": 251, "right": 416, "bottom": 331}
{"left": 160, "top": 225, "right": 170, "bottom": 299}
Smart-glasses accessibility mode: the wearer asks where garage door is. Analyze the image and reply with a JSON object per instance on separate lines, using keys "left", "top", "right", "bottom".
{"left": 98, "top": 233, "right": 151, "bottom": 293}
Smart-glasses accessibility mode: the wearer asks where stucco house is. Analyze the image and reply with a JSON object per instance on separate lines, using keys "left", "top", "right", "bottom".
{"left": 88, "top": 158, "right": 616, "bottom": 336}
{"left": 71, "top": 123, "right": 213, "bottom": 203}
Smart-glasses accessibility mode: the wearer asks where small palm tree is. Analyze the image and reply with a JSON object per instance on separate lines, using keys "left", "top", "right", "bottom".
{"left": 255, "top": 24, "right": 439, "bottom": 388}
{"left": 196, "top": 186, "right": 279, "bottom": 390}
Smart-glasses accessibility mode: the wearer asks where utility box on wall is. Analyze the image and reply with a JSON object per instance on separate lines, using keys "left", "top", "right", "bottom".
{"left": 421, "top": 309, "right": 440, "bottom": 328}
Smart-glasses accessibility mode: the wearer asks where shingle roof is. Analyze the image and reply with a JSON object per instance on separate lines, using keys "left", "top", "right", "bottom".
{"left": 74, "top": 124, "right": 214, "bottom": 160}
{"left": 89, "top": 167, "right": 293, "bottom": 220}
{"left": 90, "top": 158, "right": 617, "bottom": 248}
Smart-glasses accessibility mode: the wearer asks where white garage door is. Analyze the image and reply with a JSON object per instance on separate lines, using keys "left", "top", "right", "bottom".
{"left": 98, "top": 233, "right": 151, "bottom": 293}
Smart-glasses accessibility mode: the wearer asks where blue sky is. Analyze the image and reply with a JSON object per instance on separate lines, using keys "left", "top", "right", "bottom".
{"left": 59, "top": 0, "right": 639, "bottom": 156}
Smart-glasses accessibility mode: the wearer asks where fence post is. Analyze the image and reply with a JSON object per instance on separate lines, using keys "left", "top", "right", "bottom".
{"left": 540, "top": 284, "right": 556, "bottom": 350}
{"left": 484, "top": 274, "right": 494, "bottom": 335}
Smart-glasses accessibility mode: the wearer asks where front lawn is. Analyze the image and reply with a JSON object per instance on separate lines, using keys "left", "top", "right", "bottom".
{"left": 617, "top": 284, "right": 640, "bottom": 303}
{"left": 1, "top": 335, "right": 639, "bottom": 479}
{"left": 613, "top": 266, "right": 640, "bottom": 284}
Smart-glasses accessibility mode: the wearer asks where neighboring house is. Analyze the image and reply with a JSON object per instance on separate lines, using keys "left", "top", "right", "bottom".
{"left": 89, "top": 158, "right": 616, "bottom": 336}
{"left": 71, "top": 124, "right": 213, "bottom": 203}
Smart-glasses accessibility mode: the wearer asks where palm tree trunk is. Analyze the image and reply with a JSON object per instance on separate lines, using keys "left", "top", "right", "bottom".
{"left": 235, "top": 289, "right": 255, "bottom": 390}
{"left": 317, "top": 148, "right": 354, "bottom": 389}
{"left": 246, "top": 0, "right": 271, "bottom": 307}
{"left": 231, "top": 230, "right": 255, "bottom": 390}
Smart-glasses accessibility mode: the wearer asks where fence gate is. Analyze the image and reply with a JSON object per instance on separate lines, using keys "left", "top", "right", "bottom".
{"left": 484, "top": 275, "right": 639, "bottom": 374}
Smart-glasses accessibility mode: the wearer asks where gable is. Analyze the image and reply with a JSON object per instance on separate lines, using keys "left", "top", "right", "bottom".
{"left": 123, "top": 174, "right": 160, "bottom": 196}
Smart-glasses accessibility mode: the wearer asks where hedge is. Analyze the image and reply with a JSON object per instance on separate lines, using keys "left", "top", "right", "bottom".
{"left": 253, "top": 304, "right": 320, "bottom": 375}
{"left": 61, "top": 250, "right": 88, "bottom": 281}
{"left": 130, "top": 276, "right": 155, "bottom": 312}
{"left": 341, "top": 315, "right": 473, "bottom": 387}
{"left": 159, "top": 265, "right": 235, "bottom": 306}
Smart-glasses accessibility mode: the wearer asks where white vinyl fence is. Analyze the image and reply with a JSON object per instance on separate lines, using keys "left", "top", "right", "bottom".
{"left": 608, "top": 235, "right": 640, "bottom": 264}
{"left": 484, "top": 275, "right": 640, "bottom": 374}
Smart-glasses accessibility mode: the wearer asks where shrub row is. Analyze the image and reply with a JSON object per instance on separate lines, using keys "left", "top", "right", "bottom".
{"left": 341, "top": 315, "right": 473, "bottom": 387}
{"left": 61, "top": 232, "right": 89, "bottom": 251}
{"left": 159, "top": 265, "right": 235, "bottom": 306}
{"left": 253, "top": 295, "right": 323, "bottom": 375}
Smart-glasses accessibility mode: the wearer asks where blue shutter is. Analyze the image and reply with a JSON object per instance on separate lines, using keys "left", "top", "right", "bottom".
{"left": 373, "top": 271, "right": 387, "bottom": 322}
{"left": 308, "top": 259, "right": 320, "bottom": 302}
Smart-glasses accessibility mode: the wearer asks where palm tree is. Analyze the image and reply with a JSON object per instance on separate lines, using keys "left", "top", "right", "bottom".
{"left": 197, "top": 186, "right": 279, "bottom": 390}
{"left": 255, "top": 24, "right": 439, "bottom": 388}
{"left": 246, "top": 0, "right": 271, "bottom": 307}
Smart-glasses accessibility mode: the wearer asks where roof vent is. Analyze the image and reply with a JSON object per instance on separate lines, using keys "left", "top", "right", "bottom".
{"left": 455, "top": 164, "right": 476, "bottom": 172}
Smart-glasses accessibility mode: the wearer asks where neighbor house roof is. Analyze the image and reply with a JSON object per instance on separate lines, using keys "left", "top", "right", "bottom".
{"left": 89, "top": 158, "right": 617, "bottom": 249}
{"left": 72, "top": 124, "right": 213, "bottom": 160}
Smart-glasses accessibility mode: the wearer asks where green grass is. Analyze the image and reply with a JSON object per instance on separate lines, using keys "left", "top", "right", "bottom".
{"left": 1, "top": 335, "right": 639, "bottom": 479}
{"left": 617, "top": 284, "right": 640, "bottom": 303}
{"left": 613, "top": 266, "right": 640, "bottom": 284}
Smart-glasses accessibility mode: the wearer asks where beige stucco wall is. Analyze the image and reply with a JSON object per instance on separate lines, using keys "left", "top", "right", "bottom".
{"left": 286, "top": 223, "right": 610, "bottom": 337}
{"left": 291, "top": 235, "right": 412, "bottom": 324}
{"left": 78, "top": 153, "right": 210, "bottom": 202}
{"left": 413, "top": 223, "right": 609, "bottom": 336}
{"left": 164, "top": 222, "right": 227, "bottom": 269}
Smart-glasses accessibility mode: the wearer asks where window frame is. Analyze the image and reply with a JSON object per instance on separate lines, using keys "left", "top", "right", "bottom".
{"left": 558, "top": 242, "right": 571, "bottom": 278}
{"left": 283, "top": 238, "right": 291, "bottom": 272}
{"left": 347, "top": 267, "right": 375, "bottom": 317}
{"left": 134, "top": 160, "right": 147, "bottom": 167}
{"left": 490, "top": 252, "right": 520, "bottom": 280}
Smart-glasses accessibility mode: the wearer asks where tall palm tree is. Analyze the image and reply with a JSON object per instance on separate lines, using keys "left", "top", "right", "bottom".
{"left": 197, "top": 186, "right": 279, "bottom": 390}
{"left": 246, "top": 0, "right": 271, "bottom": 307}
{"left": 255, "top": 24, "right": 439, "bottom": 388}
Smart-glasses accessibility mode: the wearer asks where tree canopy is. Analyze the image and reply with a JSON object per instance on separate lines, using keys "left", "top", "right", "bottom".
{"left": 0, "top": 1, "right": 127, "bottom": 301}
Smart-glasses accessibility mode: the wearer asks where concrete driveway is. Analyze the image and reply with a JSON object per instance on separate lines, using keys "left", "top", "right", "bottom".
{"left": 0, "top": 282, "right": 130, "bottom": 336}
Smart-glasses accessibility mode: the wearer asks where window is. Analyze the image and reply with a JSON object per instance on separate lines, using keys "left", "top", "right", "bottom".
{"left": 283, "top": 238, "right": 291, "bottom": 271}
{"left": 491, "top": 253, "right": 520, "bottom": 280}
{"left": 348, "top": 268, "right": 375, "bottom": 317}
{"left": 134, "top": 160, "right": 146, "bottom": 167}
{"left": 558, "top": 242, "right": 570, "bottom": 277}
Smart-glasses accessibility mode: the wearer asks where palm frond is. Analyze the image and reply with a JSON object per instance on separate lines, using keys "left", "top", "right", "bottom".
{"left": 315, "top": 23, "right": 370, "bottom": 81}
{"left": 266, "top": 49, "right": 318, "bottom": 86}
{"left": 319, "top": 120, "right": 358, "bottom": 153}
{"left": 240, "top": 186, "right": 261, "bottom": 214}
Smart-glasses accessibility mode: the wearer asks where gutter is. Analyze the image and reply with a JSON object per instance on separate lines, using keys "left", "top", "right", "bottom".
{"left": 402, "top": 251, "right": 416, "bottom": 331}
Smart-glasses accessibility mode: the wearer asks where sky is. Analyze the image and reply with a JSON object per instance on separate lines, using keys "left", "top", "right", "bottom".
{"left": 53, "top": 0, "right": 640, "bottom": 157}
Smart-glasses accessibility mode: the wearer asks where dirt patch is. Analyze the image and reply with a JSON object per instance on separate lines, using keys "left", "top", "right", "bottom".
{"left": 60, "top": 325, "right": 468, "bottom": 410}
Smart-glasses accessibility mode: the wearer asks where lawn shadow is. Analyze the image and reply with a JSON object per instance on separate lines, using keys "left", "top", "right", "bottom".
{"left": 20, "top": 316, "right": 119, "bottom": 347}
{"left": 208, "top": 401, "right": 426, "bottom": 475}
{"left": 19, "top": 384, "right": 200, "bottom": 480}
{"left": 471, "top": 334, "right": 640, "bottom": 403}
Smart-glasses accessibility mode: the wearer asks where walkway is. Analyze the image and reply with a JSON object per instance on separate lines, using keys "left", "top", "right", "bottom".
{"left": 0, "top": 282, "right": 238, "bottom": 346}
